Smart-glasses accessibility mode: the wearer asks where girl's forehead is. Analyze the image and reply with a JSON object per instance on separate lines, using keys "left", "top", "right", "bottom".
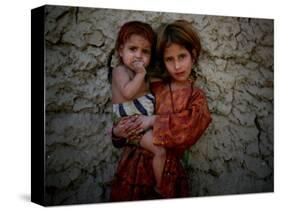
{"left": 164, "top": 43, "right": 186, "bottom": 53}
{"left": 165, "top": 41, "right": 184, "bottom": 48}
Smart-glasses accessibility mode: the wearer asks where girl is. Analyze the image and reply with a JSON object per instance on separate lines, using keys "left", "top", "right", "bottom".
{"left": 111, "top": 19, "right": 212, "bottom": 201}
{"left": 111, "top": 21, "right": 166, "bottom": 191}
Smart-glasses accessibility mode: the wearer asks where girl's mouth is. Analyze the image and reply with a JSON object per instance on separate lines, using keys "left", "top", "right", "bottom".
{"left": 175, "top": 71, "right": 185, "bottom": 76}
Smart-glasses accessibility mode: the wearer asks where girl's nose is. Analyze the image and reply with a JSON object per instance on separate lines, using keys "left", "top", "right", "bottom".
{"left": 175, "top": 60, "right": 180, "bottom": 69}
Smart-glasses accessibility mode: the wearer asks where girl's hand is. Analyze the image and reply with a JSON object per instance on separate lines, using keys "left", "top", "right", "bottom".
{"left": 136, "top": 115, "right": 155, "bottom": 131}
{"left": 113, "top": 116, "right": 143, "bottom": 139}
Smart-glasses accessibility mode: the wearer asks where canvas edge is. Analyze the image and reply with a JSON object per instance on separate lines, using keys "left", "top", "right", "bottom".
{"left": 31, "top": 5, "right": 46, "bottom": 207}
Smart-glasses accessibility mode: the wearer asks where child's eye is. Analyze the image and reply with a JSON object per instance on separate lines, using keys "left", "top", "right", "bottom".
{"left": 129, "top": 47, "right": 137, "bottom": 51}
{"left": 143, "top": 49, "right": 151, "bottom": 55}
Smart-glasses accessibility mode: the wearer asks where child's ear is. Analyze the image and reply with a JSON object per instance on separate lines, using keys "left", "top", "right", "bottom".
{"left": 118, "top": 45, "right": 124, "bottom": 57}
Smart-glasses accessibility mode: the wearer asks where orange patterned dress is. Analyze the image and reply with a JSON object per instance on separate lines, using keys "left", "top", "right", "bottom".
{"left": 110, "top": 81, "right": 212, "bottom": 201}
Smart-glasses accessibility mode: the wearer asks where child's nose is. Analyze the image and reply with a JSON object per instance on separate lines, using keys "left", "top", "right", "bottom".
{"left": 135, "top": 50, "right": 142, "bottom": 58}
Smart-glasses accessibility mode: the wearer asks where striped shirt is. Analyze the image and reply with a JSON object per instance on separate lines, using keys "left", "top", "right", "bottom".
{"left": 113, "top": 93, "right": 155, "bottom": 117}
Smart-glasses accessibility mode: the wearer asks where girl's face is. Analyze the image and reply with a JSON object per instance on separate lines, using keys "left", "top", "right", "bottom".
{"left": 163, "top": 43, "right": 194, "bottom": 84}
{"left": 118, "top": 34, "right": 151, "bottom": 71}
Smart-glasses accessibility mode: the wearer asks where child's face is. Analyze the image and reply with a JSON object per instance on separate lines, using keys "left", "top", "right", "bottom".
{"left": 118, "top": 34, "right": 151, "bottom": 71}
{"left": 163, "top": 43, "right": 194, "bottom": 83}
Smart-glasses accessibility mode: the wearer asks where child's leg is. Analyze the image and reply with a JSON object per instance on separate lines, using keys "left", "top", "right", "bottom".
{"left": 140, "top": 130, "right": 166, "bottom": 188}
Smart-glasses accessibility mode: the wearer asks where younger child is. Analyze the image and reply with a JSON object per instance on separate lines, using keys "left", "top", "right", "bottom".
{"left": 111, "top": 21, "right": 166, "bottom": 191}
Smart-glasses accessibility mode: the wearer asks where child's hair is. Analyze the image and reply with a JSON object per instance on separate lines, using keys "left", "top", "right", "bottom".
{"left": 156, "top": 20, "right": 201, "bottom": 80}
{"left": 115, "top": 21, "right": 156, "bottom": 63}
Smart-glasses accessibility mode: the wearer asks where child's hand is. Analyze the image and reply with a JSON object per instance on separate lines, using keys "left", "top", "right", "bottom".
{"left": 132, "top": 60, "right": 146, "bottom": 74}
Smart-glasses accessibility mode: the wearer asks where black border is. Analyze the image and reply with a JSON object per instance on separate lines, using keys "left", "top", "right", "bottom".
{"left": 31, "top": 5, "right": 45, "bottom": 206}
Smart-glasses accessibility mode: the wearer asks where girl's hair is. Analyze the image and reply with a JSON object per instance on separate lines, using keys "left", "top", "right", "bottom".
{"left": 115, "top": 21, "right": 156, "bottom": 61}
{"left": 156, "top": 20, "right": 201, "bottom": 80}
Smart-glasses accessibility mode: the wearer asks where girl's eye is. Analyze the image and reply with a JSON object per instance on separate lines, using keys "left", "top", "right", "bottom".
{"left": 165, "top": 57, "right": 173, "bottom": 63}
{"left": 179, "top": 54, "right": 186, "bottom": 60}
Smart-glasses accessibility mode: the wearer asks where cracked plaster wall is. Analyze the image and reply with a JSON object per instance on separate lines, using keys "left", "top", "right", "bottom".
{"left": 44, "top": 5, "right": 273, "bottom": 205}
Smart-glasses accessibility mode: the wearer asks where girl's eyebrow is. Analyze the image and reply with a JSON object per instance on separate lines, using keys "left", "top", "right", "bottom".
{"left": 164, "top": 56, "right": 173, "bottom": 60}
